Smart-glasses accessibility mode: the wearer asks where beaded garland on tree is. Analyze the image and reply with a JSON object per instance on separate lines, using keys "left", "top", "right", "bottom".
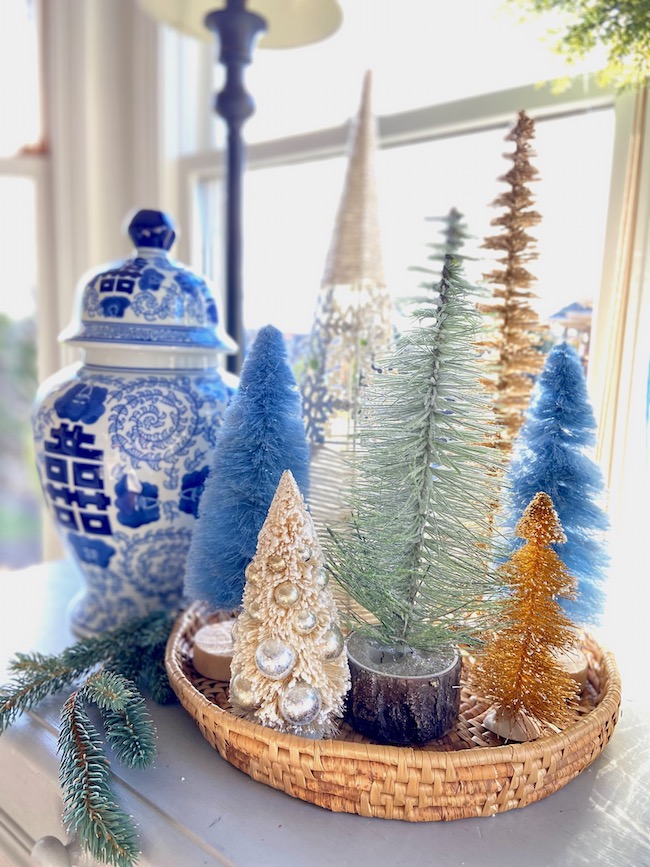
{"left": 229, "top": 470, "right": 350, "bottom": 738}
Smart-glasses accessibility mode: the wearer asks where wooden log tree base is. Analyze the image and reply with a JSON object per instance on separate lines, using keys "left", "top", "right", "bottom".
{"left": 165, "top": 603, "right": 622, "bottom": 822}
{"left": 345, "top": 634, "right": 462, "bottom": 745}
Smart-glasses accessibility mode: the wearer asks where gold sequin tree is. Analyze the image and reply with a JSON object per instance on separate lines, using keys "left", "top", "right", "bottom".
{"left": 229, "top": 470, "right": 350, "bottom": 738}
{"left": 470, "top": 492, "right": 580, "bottom": 733}
{"left": 481, "top": 110, "right": 550, "bottom": 451}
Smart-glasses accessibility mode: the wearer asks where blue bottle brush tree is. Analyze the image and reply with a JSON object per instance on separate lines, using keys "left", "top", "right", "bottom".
{"left": 503, "top": 341, "right": 610, "bottom": 624}
{"left": 184, "top": 325, "right": 311, "bottom": 611}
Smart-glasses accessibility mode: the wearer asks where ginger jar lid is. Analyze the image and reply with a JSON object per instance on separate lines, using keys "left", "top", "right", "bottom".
{"left": 60, "top": 209, "right": 237, "bottom": 353}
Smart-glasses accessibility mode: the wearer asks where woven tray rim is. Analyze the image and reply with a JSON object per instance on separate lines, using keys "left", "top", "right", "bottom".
{"left": 165, "top": 602, "right": 622, "bottom": 818}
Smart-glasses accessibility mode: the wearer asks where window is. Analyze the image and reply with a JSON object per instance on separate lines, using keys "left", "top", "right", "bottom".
{"left": 0, "top": 0, "right": 45, "bottom": 570}
{"left": 13, "top": 1, "right": 645, "bottom": 634}
{"left": 173, "top": 1, "right": 649, "bottom": 636}
{"left": 191, "top": 90, "right": 616, "bottom": 364}
{"left": 0, "top": 0, "right": 42, "bottom": 158}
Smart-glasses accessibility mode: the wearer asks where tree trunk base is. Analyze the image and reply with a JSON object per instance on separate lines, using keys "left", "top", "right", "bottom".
{"left": 345, "top": 633, "right": 461, "bottom": 746}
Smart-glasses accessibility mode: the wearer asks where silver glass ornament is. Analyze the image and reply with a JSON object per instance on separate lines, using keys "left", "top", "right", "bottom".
{"left": 245, "top": 563, "right": 261, "bottom": 584}
{"left": 315, "top": 568, "right": 329, "bottom": 589}
{"left": 274, "top": 581, "right": 301, "bottom": 608}
{"left": 267, "top": 553, "right": 287, "bottom": 572}
{"left": 320, "top": 624, "right": 344, "bottom": 660}
{"left": 294, "top": 609, "right": 318, "bottom": 635}
{"left": 229, "top": 674, "right": 257, "bottom": 709}
{"left": 248, "top": 598, "right": 263, "bottom": 621}
{"left": 279, "top": 682, "right": 322, "bottom": 726}
{"left": 255, "top": 639, "right": 296, "bottom": 681}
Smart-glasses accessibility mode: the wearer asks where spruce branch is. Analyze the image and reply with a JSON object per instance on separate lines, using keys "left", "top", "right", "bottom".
{"left": 88, "top": 673, "right": 157, "bottom": 771}
{"left": 1, "top": 615, "right": 170, "bottom": 867}
{"left": 84, "top": 670, "right": 132, "bottom": 712}
{"left": 0, "top": 610, "right": 176, "bottom": 734}
{"left": 58, "top": 683, "right": 142, "bottom": 867}
{"left": 132, "top": 649, "right": 176, "bottom": 706}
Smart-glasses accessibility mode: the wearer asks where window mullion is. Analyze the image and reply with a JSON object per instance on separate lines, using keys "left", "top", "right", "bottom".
{"left": 590, "top": 88, "right": 649, "bottom": 497}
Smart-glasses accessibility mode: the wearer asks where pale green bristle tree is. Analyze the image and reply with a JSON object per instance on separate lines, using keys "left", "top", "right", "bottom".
{"left": 328, "top": 255, "right": 507, "bottom": 652}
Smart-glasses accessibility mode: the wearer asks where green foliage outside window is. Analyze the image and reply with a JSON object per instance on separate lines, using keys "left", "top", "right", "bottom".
{"left": 513, "top": 0, "right": 650, "bottom": 90}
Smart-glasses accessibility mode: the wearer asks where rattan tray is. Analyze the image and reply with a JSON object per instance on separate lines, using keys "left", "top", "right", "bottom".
{"left": 165, "top": 602, "right": 622, "bottom": 821}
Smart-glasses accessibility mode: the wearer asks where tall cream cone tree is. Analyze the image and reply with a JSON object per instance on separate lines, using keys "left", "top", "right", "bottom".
{"left": 229, "top": 470, "right": 350, "bottom": 738}
{"left": 301, "top": 70, "right": 392, "bottom": 448}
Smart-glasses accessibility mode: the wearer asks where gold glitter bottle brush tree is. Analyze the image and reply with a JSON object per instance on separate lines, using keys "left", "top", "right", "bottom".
{"left": 469, "top": 491, "right": 581, "bottom": 742}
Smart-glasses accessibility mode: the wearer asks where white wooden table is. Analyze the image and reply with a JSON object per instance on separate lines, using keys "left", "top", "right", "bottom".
{"left": 0, "top": 560, "right": 648, "bottom": 867}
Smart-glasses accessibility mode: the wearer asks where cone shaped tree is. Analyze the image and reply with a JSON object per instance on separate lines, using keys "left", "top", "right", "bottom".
{"left": 184, "top": 326, "right": 310, "bottom": 611}
{"left": 481, "top": 110, "right": 550, "bottom": 451}
{"left": 229, "top": 470, "right": 350, "bottom": 737}
{"left": 300, "top": 72, "right": 393, "bottom": 552}
{"left": 504, "top": 341, "right": 609, "bottom": 624}
{"left": 301, "top": 71, "right": 392, "bottom": 447}
{"left": 328, "top": 255, "right": 506, "bottom": 652}
{"left": 471, "top": 492, "right": 580, "bottom": 731}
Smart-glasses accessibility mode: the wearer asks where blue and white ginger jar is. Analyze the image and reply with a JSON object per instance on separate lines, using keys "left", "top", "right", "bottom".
{"left": 32, "top": 209, "right": 237, "bottom": 636}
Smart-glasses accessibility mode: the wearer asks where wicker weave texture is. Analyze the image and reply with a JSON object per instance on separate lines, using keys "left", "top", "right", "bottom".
{"left": 165, "top": 603, "right": 621, "bottom": 822}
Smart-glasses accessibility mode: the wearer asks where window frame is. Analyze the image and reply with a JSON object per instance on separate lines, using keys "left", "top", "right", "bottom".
{"left": 0, "top": 0, "right": 55, "bottom": 566}
{"left": 0, "top": 153, "right": 55, "bottom": 384}
{"left": 33, "top": 1, "right": 649, "bottom": 561}
{"left": 176, "top": 74, "right": 649, "bottom": 502}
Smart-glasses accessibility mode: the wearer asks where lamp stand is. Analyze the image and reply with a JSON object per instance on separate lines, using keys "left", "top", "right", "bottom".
{"left": 205, "top": 0, "right": 267, "bottom": 374}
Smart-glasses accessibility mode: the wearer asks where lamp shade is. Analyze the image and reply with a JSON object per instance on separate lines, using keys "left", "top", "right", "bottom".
{"left": 139, "top": 0, "right": 343, "bottom": 48}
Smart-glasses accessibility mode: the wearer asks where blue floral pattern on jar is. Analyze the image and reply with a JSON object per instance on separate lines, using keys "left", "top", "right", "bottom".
{"left": 115, "top": 475, "right": 161, "bottom": 528}
{"left": 179, "top": 466, "right": 210, "bottom": 517}
{"left": 32, "top": 364, "right": 235, "bottom": 636}
{"left": 54, "top": 383, "right": 108, "bottom": 424}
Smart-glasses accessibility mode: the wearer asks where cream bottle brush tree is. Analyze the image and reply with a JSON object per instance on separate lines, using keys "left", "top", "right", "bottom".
{"left": 328, "top": 255, "right": 507, "bottom": 653}
{"left": 229, "top": 470, "right": 350, "bottom": 738}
